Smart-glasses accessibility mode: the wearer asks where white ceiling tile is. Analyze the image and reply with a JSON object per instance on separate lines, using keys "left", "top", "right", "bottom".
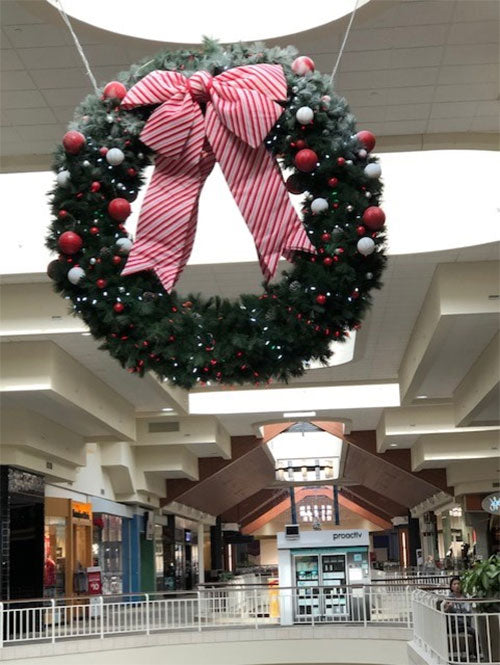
{"left": 0, "top": 1, "right": 44, "bottom": 25}
{"left": 389, "top": 46, "right": 444, "bottom": 68}
{"left": 0, "top": 126, "right": 20, "bottom": 142}
{"left": 338, "top": 50, "right": 392, "bottom": 73}
{"left": 17, "top": 45, "right": 81, "bottom": 69}
{"left": 470, "top": 116, "right": 500, "bottom": 132}
{"left": 344, "top": 89, "right": 387, "bottom": 107}
{"left": 447, "top": 21, "right": 498, "bottom": 45}
{"left": 1, "top": 106, "right": 57, "bottom": 125}
{"left": 438, "top": 64, "right": 498, "bottom": 85}
{"left": 433, "top": 83, "right": 495, "bottom": 103}
{"left": 430, "top": 101, "right": 478, "bottom": 119}
{"left": 453, "top": 0, "right": 499, "bottom": 23}
{"left": 386, "top": 86, "right": 435, "bottom": 105}
{"left": 29, "top": 67, "right": 89, "bottom": 89}
{"left": 443, "top": 43, "right": 498, "bottom": 66}
{"left": 1, "top": 28, "right": 14, "bottom": 48}
{"left": 348, "top": 27, "right": 396, "bottom": 52}
{"left": 17, "top": 123, "right": 67, "bottom": 141}
{"left": 384, "top": 103, "right": 431, "bottom": 122}
{"left": 352, "top": 106, "right": 387, "bottom": 123}
{"left": 4, "top": 23, "right": 70, "bottom": 48}
{"left": 0, "top": 138, "right": 55, "bottom": 155}
{"left": 390, "top": 24, "right": 449, "bottom": 49}
{"left": 383, "top": 119, "right": 428, "bottom": 135}
{"left": 397, "top": 0, "right": 455, "bottom": 26}
{"left": 426, "top": 117, "right": 472, "bottom": 134}
{"left": 51, "top": 106, "right": 78, "bottom": 124}
{"left": 2, "top": 88, "right": 46, "bottom": 109}
{"left": 0, "top": 48, "right": 24, "bottom": 70}
{"left": 0, "top": 69, "right": 36, "bottom": 90}
{"left": 40, "top": 87, "right": 94, "bottom": 106}
{"left": 474, "top": 100, "right": 500, "bottom": 116}
{"left": 82, "top": 44, "right": 129, "bottom": 66}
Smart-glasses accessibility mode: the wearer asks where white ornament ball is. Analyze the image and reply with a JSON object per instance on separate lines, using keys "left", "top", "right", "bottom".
{"left": 296, "top": 106, "right": 314, "bottom": 125}
{"left": 346, "top": 204, "right": 354, "bottom": 212}
{"left": 357, "top": 237, "right": 375, "bottom": 256}
{"left": 116, "top": 237, "right": 133, "bottom": 254}
{"left": 358, "top": 149, "right": 367, "bottom": 159}
{"left": 67, "top": 266, "right": 85, "bottom": 284}
{"left": 82, "top": 160, "right": 91, "bottom": 167}
{"left": 311, "top": 198, "right": 329, "bottom": 214}
{"left": 291, "top": 56, "right": 315, "bottom": 76}
{"left": 365, "top": 191, "right": 372, "bottom": 198}
{"left": 56, "top": 170, "right": 71, "bottom": 187}
{"left": 106, "top": 147, "right": 125, "bottom": 166}
{"left": 364, "top": 162, "right": 382, "bottom": 179}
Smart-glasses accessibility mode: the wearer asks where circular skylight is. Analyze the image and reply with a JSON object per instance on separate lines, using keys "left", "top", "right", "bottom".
{"left": 49, "top": 0, "right": 371, "bottom": 43}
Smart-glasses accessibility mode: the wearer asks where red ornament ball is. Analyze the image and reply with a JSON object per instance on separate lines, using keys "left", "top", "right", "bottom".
{"left": 102, "top": 81, "right": 127, "bottom": 102}
{"left": 291, "top": 56, "right": 315, "bottom": 76}
{"left": 356, "top": 225, "right": 366, "bottom": 236}
{"left": 323, "top": 256, "right": 333, "bottom": 266}
{"left": 362, "top": 206, "right": 386, "bottom": 230}
{"left": 58, "top": 231, "right": 83, "bottom": 255}
{"left": 89, "top": 226, "right": 99, "bottom": 235}
{"left": 99, "top": 147, "right": 109, "bottom": 156}
{"left": 127, "top": 168, "right": 137, "bottom": 177}
{"left": 113, "top": 302, "right": 125, "bottom": 313}
{"left": 112, "top": 255, "right": 122, "bottom": 265}
{"left": 356, "top": 130, "right": 376, "bottom": 152}
{"left": 328, "top": 177, "right": 339, "bottom": 187}
{"left": 321, "top": 232, "right": 331, "bottom": 242}
{"left": 337, "top": 157, "right": 346, "bottom": 166}
{"left": 285, "top": 174, "right": 306, "bottom": 194}
{"left": 58, "top": 210, "right": 68, "bottom": 219}
{"left": 316, "top": 294, "right": 327, "bottom": 305}
{"left": 294, "top": 148, "right": 318, "bottom": 173}
{"left": 96, "top": 278, "right": 107, "bottom": 289}
{"left": 62, "top": 130, "right": 86, "bottom": 155}
{"left": 295, "top": 139, "right": 307, "bottom": 150}
{"left": 90, "top": 181, "right": 101, "bottom": 193}
{"left": 108, "top": 198, "right": 131, "bottom": 222}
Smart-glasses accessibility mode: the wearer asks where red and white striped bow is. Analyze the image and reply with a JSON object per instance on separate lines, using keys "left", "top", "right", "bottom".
{"left": 120, "top": 64, "right": 315, "bottom": 291}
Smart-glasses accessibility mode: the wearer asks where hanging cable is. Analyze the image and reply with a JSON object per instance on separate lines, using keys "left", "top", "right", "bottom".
{"left": 53, "top": 0, "right": 99, "bottom": 96}
{"left": 330, "top": 0, "right": 361, "bottom": 87}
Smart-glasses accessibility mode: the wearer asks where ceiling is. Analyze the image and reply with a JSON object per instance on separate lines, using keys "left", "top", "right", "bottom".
{"left": 1, "top": 0, "right": 499, "bottom": 169}
{"left": 1, "top": 0, "right": 499, "bottom": 530}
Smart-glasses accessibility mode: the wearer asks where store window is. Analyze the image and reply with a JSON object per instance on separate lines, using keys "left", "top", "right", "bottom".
{"left": 44, "top": 517, "right": 66, "bottom": 597}
{"left": 92, "top": 514, "right": 123, "bottom": 595}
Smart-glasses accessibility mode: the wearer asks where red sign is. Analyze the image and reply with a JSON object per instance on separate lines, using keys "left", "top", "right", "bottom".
{"left": 87, "top": 567, "right": 102, "bottom": 595}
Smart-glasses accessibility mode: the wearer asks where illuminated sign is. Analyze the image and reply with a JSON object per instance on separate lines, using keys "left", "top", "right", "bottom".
{"left": 72, "top": 501, "right": 92, "bottom": 520}
{"left": 482, "top": 493, "right": 500, "bottom": 515}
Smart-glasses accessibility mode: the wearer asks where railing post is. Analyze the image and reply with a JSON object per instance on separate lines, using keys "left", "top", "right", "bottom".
{"left": 99, "top": 596, "right": 104, "bottom": 639}
{"left": 145, "top": 594, "right": 150, "bottom": 635}
{"left": 0, "top": 602, "right": 3, "bottom": 649}
{"left": 362, "top": 586, "right": 367, "bottom": 627}
{"left": 197, "top": 590, "right": 202, "bottom": 632}
{"left": 311, "top": 589, "right": 315, "bottom": 627}
{"left": 51, "top": 599, "right": 56, "bottom": 644}
{"left": 254, "top": 588, "right": 258, "bottom": 629}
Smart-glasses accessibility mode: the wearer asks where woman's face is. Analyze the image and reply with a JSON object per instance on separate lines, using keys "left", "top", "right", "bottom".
{"left": 451, "top": 579, "right": 461, "bottom": 594}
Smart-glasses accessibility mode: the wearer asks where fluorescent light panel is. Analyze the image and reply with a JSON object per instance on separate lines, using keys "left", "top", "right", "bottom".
{"left": 283, "top": 411, "right": 316, "bottom": 418}
{"left": 189, "top": 382, "right": 400, "bottom": 415}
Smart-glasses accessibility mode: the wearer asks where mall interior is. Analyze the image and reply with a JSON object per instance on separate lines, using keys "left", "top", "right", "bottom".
{"left": 0, "top": 1, "right": 499, "bottom": 664}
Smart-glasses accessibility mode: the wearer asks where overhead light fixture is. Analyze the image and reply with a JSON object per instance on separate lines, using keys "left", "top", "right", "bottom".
{"left": 47, "top": 0, "right": 372, "bottom": 44}
{"left": 390, "top": 443, "right": 398, "bottom": 447}
{"left": 416, "top": 395, "right": 428, "bottom": 399}
{"left": 81, "top": 332, "right": 91, "bottom": 336}
{"left": 283, "top": 411, "right": 317, "bottom": 418}
{"left": 161, "top": 407, "right": 174, "bottom": 412}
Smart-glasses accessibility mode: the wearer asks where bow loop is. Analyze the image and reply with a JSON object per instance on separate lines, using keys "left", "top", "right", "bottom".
{"left": 187, "top": 70, "right": 213, "bottom": 103}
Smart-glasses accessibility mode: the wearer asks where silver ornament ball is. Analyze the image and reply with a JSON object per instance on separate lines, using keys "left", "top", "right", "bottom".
{"left": 295, "top": 106, "right": 314, "bottom": 125}
{"left": 106, "top": 148, "right": 125, "bottom": 166}
{"left": 357, "top": 237, "right": 375, "bottom": 256}
{"left": 56, "top": 170, "right": 71, "bottom": 187}
{"left": 116, "top": 237, "right": 133, "bottom": 254}
{"left": 311, "top": 197, "right": 329, "bottom": 214}
{"left": 67, "top": 266, "right": 85, "bottom": 285}
{"left": 364, "top": 162, "right": 382, "bottom": 179}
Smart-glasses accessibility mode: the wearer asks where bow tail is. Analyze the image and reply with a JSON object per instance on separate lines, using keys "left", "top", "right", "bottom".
{"left": 205, "top": 111, "right": 315, "bottom": 281}
{"left": 121, "top": 149, "right": 215, "bottom": 292}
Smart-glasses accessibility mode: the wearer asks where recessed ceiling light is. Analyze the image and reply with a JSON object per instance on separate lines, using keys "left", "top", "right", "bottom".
{"left": 416, "top": 395, "right": 428, "bottom": 399}
{"left": 81, "top": 332, "right": 91, "bottom": 336}
{"left": 283, "top": 411, "right": 317, "bottom": 418}
{"left": 162, "top": 407, "right": 174, "bottom": 412}
{"left": 390, "top": 443, "right": 398, "bottom": 447}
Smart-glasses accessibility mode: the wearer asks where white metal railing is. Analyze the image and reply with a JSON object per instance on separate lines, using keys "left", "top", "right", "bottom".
{"left": 0, "top": 583, "right": 421, "bottom": 647}
{"left": 412, "top": 589, "right": 500, "bottom": 665}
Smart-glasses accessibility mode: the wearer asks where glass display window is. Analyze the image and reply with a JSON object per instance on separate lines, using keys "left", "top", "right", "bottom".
{"left": 92, "top": 514, "right": 123, "bottom": 595}
{"left": 44, "top": 517, "right": 66, "bottom": 597}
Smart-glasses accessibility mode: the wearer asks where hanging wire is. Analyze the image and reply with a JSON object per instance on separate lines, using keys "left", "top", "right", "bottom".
{"left": 330, "top": 0, "right": 361, "bottom": 87}
{"left": 53, "top": 0, "right": 99, "bottom": 96}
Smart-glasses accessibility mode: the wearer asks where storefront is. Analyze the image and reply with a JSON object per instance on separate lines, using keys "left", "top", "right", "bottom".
{"left": 155, "top": 515, "right": 200, "bottom": 590}
{"left": 44, "top": 498, "right": 93, "bottom": 598}
{"left": 0, "top": 466, "right": 45, "bottom": 600}
{"left": 92, "top": 513, "right": 124, "bottom": 595}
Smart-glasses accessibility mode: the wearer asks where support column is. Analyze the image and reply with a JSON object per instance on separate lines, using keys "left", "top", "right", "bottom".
{"left": 197, "top": 522, "right": 205, "bottom": 585}
{"left": 289, "top": 487, "right": 297, "bottom": 524}
{"left": 210, "top": 516, "right": 223, "bottom": 574}
{"left": 407, "top": 510, "right": 421, "bottom": 567}
{"left": 333, "top": 485, "right": 340, "bottom": 526}
{"left": 465, "top": 512, "right": 490, "bottom": 559}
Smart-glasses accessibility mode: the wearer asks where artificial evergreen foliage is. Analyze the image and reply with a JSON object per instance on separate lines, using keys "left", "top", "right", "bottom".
{"left": 46, "top": 39, "right": 387, "bottom": 389}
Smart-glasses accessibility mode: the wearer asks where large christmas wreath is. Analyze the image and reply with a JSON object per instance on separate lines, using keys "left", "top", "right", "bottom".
{"left": 46, "top": 40, "right": 386, "bottom": 389}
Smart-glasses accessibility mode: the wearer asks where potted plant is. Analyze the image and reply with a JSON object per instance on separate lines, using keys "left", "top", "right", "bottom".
{"left": 461, "top": 555, "right": 500, "bottom": 657}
